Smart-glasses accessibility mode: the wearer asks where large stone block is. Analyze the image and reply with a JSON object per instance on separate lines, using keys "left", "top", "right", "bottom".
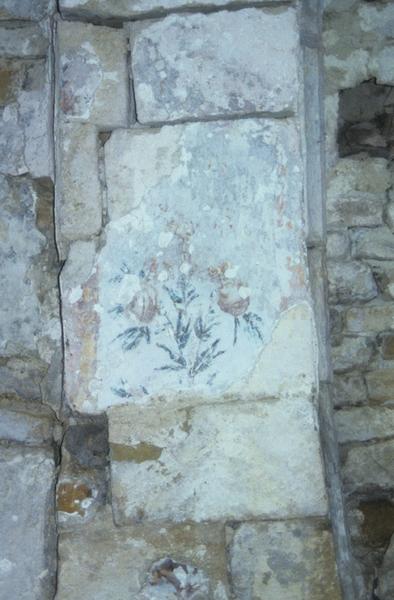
{"left": 0, "top": 446, "right": 56, "bottom": 600}
{"left": 0, "top": 397, "right": 57, "bottom": 445}
{"left": 56, "top": 511, "right": 230, "bottom": 599}
{"left": 108, "top": 397, "right": 327, "bottom": 525}
{"left": 332, "top": 372, "right": 368, "bottom": 408}
{"left": 60, "top": 0, "right": 286, "bottom": 20}
{"left": 56, "top": 21, "right": 128, "bottom": 129}
{"left": 0, "top": 175, "right": 61, "bottom": 407}
{"left": 335, "top": 406, "right": 394, "bottom": 443}
{"left": 0, "top": 23, "right": 48, "bottom": 58}
{"left": 130, "top": 8, "right": 299, "bottom": 123}
{"left": 227, "top": 519, "right": 341, "bottom": 600}
{"left": 0, "top": 58, "right": 52, "bottom": 177}
{"left": 62, "top": 118, "right": 315, "bottom": 412}
{"left": 0, "top": 0, "right": 54, "bottom": 20}
{"left": 342, "top": 439, "right": 394, "bottom": 493}
{"left": 351, "top": 227, "right": 394, "bottom": 261}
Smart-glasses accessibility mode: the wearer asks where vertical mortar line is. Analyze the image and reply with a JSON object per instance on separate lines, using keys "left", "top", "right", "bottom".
{"left": 127, "top": 22, "right": 138, "bottom": 125}
{"left": 301, "top": 1, "right": 357, "bottom": 599}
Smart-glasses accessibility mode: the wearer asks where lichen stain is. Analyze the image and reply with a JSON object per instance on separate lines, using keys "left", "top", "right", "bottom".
{"left": 111, "top": 442, "right": 163, "bottom": 463}
{"left": 57, "top": 482, "right": 92, "bottom": 516}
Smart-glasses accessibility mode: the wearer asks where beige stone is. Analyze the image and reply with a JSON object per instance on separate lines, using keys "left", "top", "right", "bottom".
{"left": 346, "top": 303, "right": 394, "bottom": 334}
{"left": 366, "top": 369, "right": 394, "bottom": 404}
{"left": 331, "top": 335, "right": 374, "bottom": 373}
{"left": 335, "top": 406, "right": 394, "bottom": 443}
{"left": 342, "top": 439, "right": 394, "bottom": 493}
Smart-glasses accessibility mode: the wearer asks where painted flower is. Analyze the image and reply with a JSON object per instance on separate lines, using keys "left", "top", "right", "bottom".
{"left": 127, "top": 284, "right": 158, "bottom": 324}
{"left": 217, "top": 281, "right": 250, "bottom": 317}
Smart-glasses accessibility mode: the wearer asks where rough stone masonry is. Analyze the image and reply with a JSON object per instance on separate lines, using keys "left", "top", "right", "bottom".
{"left": 2, "top": 0, "right": 390, "bottom": 599}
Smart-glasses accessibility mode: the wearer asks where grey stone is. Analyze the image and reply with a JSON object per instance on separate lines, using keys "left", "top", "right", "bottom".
{"left": 0, "top": 175, "right": 61, "bottom": 408}
{"left": 377, "top": 534, "right": 394, "bottom": 600}
{"left": 130, "top": 8, "right": 299, "bottom": 123}
{"left": 60, "top": 0, "right": 285, "bottom": 20}
{"left": 108, "top": 397, "right": 327, "bottom": 525}
{"left": 335, "top": 406, "right": 394, "bottom": 443}
{"left": 327, "top": 260, "right": 377, "bottom": 304}
{"left": 0, "top": 446, "right": 56, "bottom": 599}
{"left": 351, "top": 227, "right": 394, "bottom": 261}
{"left": 0, "top": 0, "right": 54, "bottom": 20}
{"left": 371, "top": 47, "right": 394, "bottom": 86}
{"left": 331, "top": 335, "right": 374, "bottom": 373}
{"left": 327, "top": 230, "right": 350, "bottom": 259}
{"left": 56, "top": 21, "right": 128, "bottom": 128}
{"left": 342, "top": 439, "right": 394, "bottom": 493}
{"left": 366, "top": 369, "right": 394, "bottom": 405}
{"left": 332, "top": 372, "right": 368, "bottom": 408}
{"left": 227, "top": 519, "right": 341, "bottom": 600}
{"left": 56, "top": 511, "right": 230, "bottom": 599}
{"left": 0, "top": 24, "right": 48, "bottom": 58}
{"left": 0, "top": 397, "right": 57, "bottom": 445}
{"left": 385, "top": 201, "right": 394, "bottom": 232}
{"left": 368, "top": 260, "right": 394, "bottom": 299}
{"left": 63, "top": 417, "right": 108, "bottom": 470}
{"left": 346, "top": 303, "right": 394, "bottom": 334}
{"left": 0, "top": 59, "right": 52, "bottom": 177}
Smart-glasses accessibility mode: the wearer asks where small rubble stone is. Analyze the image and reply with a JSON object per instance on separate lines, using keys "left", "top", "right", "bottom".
{"left": 342, "top": 439, "right": 394, "bottom": 493}
{"left": 327, "top": 230, "right": 350, "bottom": 259}
{"left": 327, "top": 260, "right": 377, "bottom": 303}
{"left": 351, "top": 227, "right": 394, "bottom": 261}
{"left": 378, "top": 333, "right": 394, "bottom": 360}
{"left": 0, "top": 446, "right": 56, "bottom": 600}
{"left": 366, "top": 369, "right": 394, "bottom": 404}
{"left": 331, "top": 335, "right": 374, "bottom": 373}
{"left": 332, "top": 372, "right": 368, "bottom": 408}
{"left": 57, "top": 21, "right": 128, "bottom": 128}
{"left": 56, "top": 512, "right": 230, "bottom": 599}
{"left": 130, "top": 8, "right": 299, "bottom": 123}
{"left": 368, "top": 260, "right": 394, "bottom": 299}
{"left": 335, "top": 406, "right": 394, "bottom": 443}
{"left": 0, "top": 24, "right": 48, "bottom": 58}
{"left": 0, "top": 397, "right": 57, "bottom": 445}
{"left": 227, "top": 519, "right": 341, "bottom": 600}
{"left": 346, "top": 303, "right": 394, "bottom": 334}
{"left": 0, "top": 0, "right": 54, "bottom": 21}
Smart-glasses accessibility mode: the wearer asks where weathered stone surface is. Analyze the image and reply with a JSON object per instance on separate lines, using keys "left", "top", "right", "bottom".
{"left": 327, "top": 260, "right": 377, "bottom": 304}
{"left": 327, "top": 230, "right": 350, "bottom": 259}
{"left": 55, "top": 123, "right": 102, "bottom": 249}
{"left": 335, "top": 406, "right": 394, "bottom": 443}
{"left": 0, "top": 446, "right": 56, "bottom": 599}
{"left": 57, "top": 21, "right": 128, "bottom": 128}
{"left": 378, "top": 333, "right": 394, "bottom": 360}
{"left": 0, "top": 397, "right": 57, "bottom": 445}
{"left": 56, "top": 511, "right": 230, "bottom": 599}
{"left": 63, "top": 118, "right": 314, "bottom": 412}
{"left": 366, "top": 369, "right": 394, "bottom": 405}
{"left": 0, "top": 0, "right": 54, "bottom": 20}
{"left": 377, "top": 534, "right": 394, "bottom": 600}
{"left": 109, "top": 397, "right": 327, "bottom": 525}
{"left": 346, "top": 303, "right": 394, "bottom": 334}
{"left": 0, "top": 175, "right": 61, "bottom": 408}
{"left": 0, "top": 23, "right": 48, "bottom": 58}
{"left": 227, "top": 519, "right": 341, "bottom": 600}
{"left": 0, "top": 58, "right": 52, "bottom": 177}
{"left": 368, "top": 260, "right": 394, "bottom": 299}
{"left": 371, "top": 46, "right": 394, "bottom": 86}
{"left": 351, "top": 227, "right": 394, "bottom": 261}
{"left": 342, "top": 439, "right": 394, "bottom": 493}
{"left": 327, "top": 157, "right": 389, "bottom": 227}
{"left": 332, "top": 372, "right": 368, "bottom": 408}
{"left": 331, "top": 335, "right": 374, "bottom": 373}
{"left": 60, "top": 0, "right": 285, "bottom": 20}
{"left": 130, "top": 8, "right": 299, "bottom": 123}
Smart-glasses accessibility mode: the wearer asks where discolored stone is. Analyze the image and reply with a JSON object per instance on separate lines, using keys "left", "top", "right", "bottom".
{"left": 346, "top": 303, "right": 394, "bottom": 334}
{"left": 366, "top": 369, "right": 394, "bottom": 404}
{"left": 108, "top": 397, "right": 327, "bottom": 525}
{"left": 327, "top": 260, "right": 377, "bottom": 303}
{"left": 326, "top": 230, "right": 350, "bottom": 259}
{"left": 351, "top": 227, "right": 394, "bottom": 261}
{"left": 368, "top": 260, "right": 394, "bottom": 299}
{"left": 0, "top": 0, "right": 54, "bottom": 20}
{"left": 0, "top": 24, "right": 48, "bottom": 58}
{"left": 0, "top": 396, "right": 57, "bottom": 445}
{"left": 227, "top": 519, "right": 341, "bottom": 600}
{"left": 378, "top": 333, "right": 394, "bottom": 359}
{"left": 377, "top": 534, "right": 394, "bottom": 600}
{"left": 332, "top": 372, "right": 368, "bottom": 408}
{"left": 335, "top": 406, "right": 394, "bottom": 443}
{"left": 359, "top": 499, "right": 394, "bottom": 549}
{"left": 331, "top": 335, "right": 374, "bottom": 373}
{"left": 342, "top": 439, "right": 394, "bottom": 493}
{"left": 130, "top": 8, "right": 300, "bottom": 123}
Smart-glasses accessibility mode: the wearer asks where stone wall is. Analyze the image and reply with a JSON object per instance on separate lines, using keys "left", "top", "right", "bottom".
{"left": 0, "top": 0, "right": 369, "bottom": 598}
{"left": 324, "top": 1, "right": 394, "bottom": 598}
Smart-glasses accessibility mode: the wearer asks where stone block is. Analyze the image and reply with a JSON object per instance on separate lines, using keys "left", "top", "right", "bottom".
{"left": 0, "top": 0, "right": 54, "bottom": 20}
{"left": 0, "top": 23, "right": 48, "bottom": 58}
{"left": 0, "top": 397, "right": 57, "bottom": 445}
{"left": 378, "top": 333, "right": 394, "bottom": 360}
{"left": 342, "top": 439, "right": 394, "bottom": 493}
{"left": 56, "top": 21, "right": 128, "bottom": 129}
{"left": 56, "top": 511, "right": 230, "bottom": 599}
{"left": 371, "top": 47, "right": 394, "bottom": 86}
{"left": 331, "top": 335, "right": 374, "bottom": 373}
{"left": 60, "top": 0, "right": 286, "bottom": 20}
{"left": 55, "top": 122, "right": 102, "bottom": 249}
{"left": 368, "top": 260, "right": 394, "bottom": 299}
{"left": 0, "top": 58, "right": 52, "bottom": 177}
{"left": 227, "top": 519, "right": 341, "bottom": 600}
{"left": 0, "top": 446, "right": 56, "bottom": 599}
{"left": 377, "top": 534, "right": 394, "bottom": 600}
{"left": 327, "top": 260, "right": 377, "bottom": 304}
{"left": 327, "top": 157, "right": 389, "bottom": 227}
{"left": 327, "top": 230, "right": 350, "bottom": 259}
{"left": 108, "top": 397, "right": 327, "bottom": 525}
{"left": 130, "top": 8, "right": 299, "bottom": 123}
{"left": 332, "top": 372, "right": 368, "bottom": 408}
{"left": 351, "top": 227, "right": 394, "bottom": 261}
{"left": 366, "top": 369, "right": 394, "bottom": 404}
{"left": 335, "top": 406, "right": 394, "bottom": 443}
{"left": 63, "top": 118, "right": 316, "bottom": 412}
{"left": 0, "top": 175, "right": 61, "bottom": 407}
{"left": 346, "top": 304, "right": 394, "bottom": 334}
